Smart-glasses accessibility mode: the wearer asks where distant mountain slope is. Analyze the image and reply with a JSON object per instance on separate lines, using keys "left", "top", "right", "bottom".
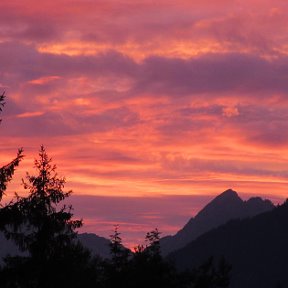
{"left": 77, "top": 233, "right": 111, "bottom": 259}
{"left": 169, "top": 201, "right": 288, "bottom": 288}
{"left": 0, "top": 232, "right": 112, "bottom": 262}
{"left": 160, "top": 189, "right": 274, "bottom": 255}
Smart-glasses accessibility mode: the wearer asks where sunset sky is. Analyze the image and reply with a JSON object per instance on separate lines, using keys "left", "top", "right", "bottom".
{"left": 1, "top": 0, "right": 288, "bottom": 247}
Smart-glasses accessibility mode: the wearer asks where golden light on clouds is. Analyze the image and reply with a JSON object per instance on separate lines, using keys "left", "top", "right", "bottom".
{"left": 16, "top": 111, "right": 44, "bottom": 118}
{"left": 28, "top": 76, "right": 61, "bottom": 85}
{"left": 37, "top": 39, "right": 238, "bottom": 61}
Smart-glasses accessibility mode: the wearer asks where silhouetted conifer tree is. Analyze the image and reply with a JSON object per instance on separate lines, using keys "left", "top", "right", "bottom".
{"left": 109, "top": 225, "right": 130, "bottom": 268}
{"left": 0, "top": 146, "right": 98, "bottom": 288}
{"left": 145, "top": 228, "right": 161, "bottom": 259}
{"left": 114, "top": 229, "right": 179, "bottom": 288}
{"left": 3, "top": 146, "right": 82, "bottom": 258}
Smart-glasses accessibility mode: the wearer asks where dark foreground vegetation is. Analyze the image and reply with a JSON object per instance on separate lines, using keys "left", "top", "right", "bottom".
{"left": 0, "top": 94, "right": 230, "bottom": 287}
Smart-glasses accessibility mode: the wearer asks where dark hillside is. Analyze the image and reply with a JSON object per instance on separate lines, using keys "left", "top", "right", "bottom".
{"left": 161, "top": 189, "right": 274, "bottom": 255}
{"left": 169, "top": 201, "right": 288, "bottom": 288}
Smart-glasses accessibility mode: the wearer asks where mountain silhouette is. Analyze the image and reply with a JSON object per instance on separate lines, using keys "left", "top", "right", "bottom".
{"left": 0, "top": 232, "right": 111, "bottom": 262}
{"left": 160, "top": 189, "right": 274, "bottom": 255}
{"left": 169, "top": 200, "right": 288, "bottom": 288}
{"left": 78, "top": 233, "right": 111, "bottom": 259}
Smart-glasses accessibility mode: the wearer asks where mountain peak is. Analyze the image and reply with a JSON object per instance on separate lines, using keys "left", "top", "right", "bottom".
{"left": 218, "top": 189, "right": 239, "bottom": 198}
{"left": 160, "top": 189, "right": 275, "bottom": 256}
{"left": 210, "top": 189, "right": 242, "bottom": 206}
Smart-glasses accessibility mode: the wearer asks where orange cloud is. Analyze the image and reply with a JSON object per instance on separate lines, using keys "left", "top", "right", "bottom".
{"left": 28, "top": 76, "right": 61, "bottom": 85}
{"left": 16, "top": 111, "right": 44, "bottom": 118}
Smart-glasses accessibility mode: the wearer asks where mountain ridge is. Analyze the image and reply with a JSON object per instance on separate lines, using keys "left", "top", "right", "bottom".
{"left": 160, "top": 189, "right": 274, "bottom": 255}
{"left": 168, "top": 200, "right": 288, "bottom": 288}
{"left": 0, "top": 232, "right": 112, "bottom": 263}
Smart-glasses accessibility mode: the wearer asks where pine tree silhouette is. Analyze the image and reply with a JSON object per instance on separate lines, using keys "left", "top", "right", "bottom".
{"left": 0, "top": 147, "right": 97, "bottom": 288}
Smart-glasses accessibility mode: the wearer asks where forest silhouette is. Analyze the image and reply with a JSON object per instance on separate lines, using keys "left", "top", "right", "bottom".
{"left": 0, "top": 93, "right": 230, "bottom": 287}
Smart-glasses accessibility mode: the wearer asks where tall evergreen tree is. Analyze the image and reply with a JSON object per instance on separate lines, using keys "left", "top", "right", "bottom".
{"left": 109, "top": 225, "right": 130, "bottom": 268}
{"left": 145, "top": 228, "right": 161, "bottom": 259}
{"left": 3, "top": 146, "right": 82, "bottom": 258}
{"left": 0, "top": 146, "right": 96, "bottom": 288}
